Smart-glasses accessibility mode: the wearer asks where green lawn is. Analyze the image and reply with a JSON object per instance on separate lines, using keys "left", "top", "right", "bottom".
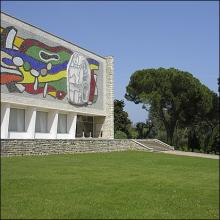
{"left": 1, "top": 151, "right": 219, "bottom": 219}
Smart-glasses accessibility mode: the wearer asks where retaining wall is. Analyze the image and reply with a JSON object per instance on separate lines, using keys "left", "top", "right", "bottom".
{"left": 1, "top": 139, "right": 146, "bottom": 157}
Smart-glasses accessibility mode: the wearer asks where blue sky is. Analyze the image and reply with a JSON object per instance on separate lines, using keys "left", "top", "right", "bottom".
{"left": 1, "top": 1, "right": 219, "bottom": 124}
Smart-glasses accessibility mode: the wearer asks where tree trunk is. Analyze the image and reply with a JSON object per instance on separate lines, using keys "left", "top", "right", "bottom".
{"left": 160, "top": 108, "right": 177, "bottom": 146}
{"left": 164, "top": 121, "right": 176, "bottom": 146}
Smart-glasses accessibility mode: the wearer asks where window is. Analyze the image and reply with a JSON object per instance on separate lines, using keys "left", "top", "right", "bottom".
{"left": 35, "top": 111, "right": 48, "bottom": 133}
{"left": 76, "top": 115, "right": 93, "bottom": 138}
{"left": 9, "top": 108, "right": 25, "bottom": 132}
{"left": 57, "top": 114, "right": 67, "bottom": 133}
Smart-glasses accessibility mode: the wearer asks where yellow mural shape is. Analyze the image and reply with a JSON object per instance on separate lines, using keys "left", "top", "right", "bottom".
{"left": 48, "top": 91, "right": 56, "bottom": 97}
{"left": 18, "top": 67, "right": 35, "bottom": 83}
{"left": 90, "top": 64, "right": 99, "bottom": 70}
{"left": 19, "top": 67, "right": 67, "bottom": 84}
{"left": 38, "top": 70, "right": 66, "bottom": 83}
{"left": 14, "top": 36, "right": 24, "bottom": 48}
{"left": 1, "top": 27, "right": 24, "bottom": 48}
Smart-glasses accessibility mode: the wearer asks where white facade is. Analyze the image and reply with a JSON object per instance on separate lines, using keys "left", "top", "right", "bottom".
{"left": 1, "top": 12, "right": 114, "bottom": 139}
{"left": 1, "top": 102, "right": 77, "bottom": 139}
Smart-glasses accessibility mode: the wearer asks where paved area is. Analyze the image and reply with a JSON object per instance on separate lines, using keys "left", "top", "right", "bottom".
{"left": 160, "top": 150, "right": 219, "bottom": 160}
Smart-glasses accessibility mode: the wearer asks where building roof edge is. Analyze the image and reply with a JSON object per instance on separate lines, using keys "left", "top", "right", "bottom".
{"left": 1, "top": 12, "right": 106, "bottom": 60}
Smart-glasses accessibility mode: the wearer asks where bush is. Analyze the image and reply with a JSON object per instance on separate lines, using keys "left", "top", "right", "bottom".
{"left": 128, "top": 127, "right": 139, "bottom": 139}
{"left": 114, "top": 131, "right": 128, "bottom": 139}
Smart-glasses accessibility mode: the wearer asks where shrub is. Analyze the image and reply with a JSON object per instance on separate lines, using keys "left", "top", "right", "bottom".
{"left": 115, "top": 131, "right": 128, "bottom": 139}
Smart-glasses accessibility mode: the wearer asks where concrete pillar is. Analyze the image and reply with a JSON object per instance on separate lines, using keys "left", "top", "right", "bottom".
{"left": 68, "top": 113, "right": 77, "bottom": 139}
{"left": 25, "top": 107, "right": 36, "bottom": 138}
{"left": 1, "top": 103, "right": 10, "bottom": 139}
{"left": 48, "top": 110, "right": 58, "bottom": 139}
{"left": 94, "top": 116, "right": 105, "bottom": 138}
{"left": 102, "top": 56, "right": 114, "bottom": 139}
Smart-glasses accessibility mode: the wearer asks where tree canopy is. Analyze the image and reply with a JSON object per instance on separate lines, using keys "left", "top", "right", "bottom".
{"left": 125, "top": 68, "right": 215, "bottom": 146}
{"left": 114, "top": 99, "right": 132, "bottom": 138}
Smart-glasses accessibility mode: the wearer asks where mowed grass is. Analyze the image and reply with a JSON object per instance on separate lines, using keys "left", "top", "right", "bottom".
{"left": 1, "top": 151, "right": 219, "bottom": 219}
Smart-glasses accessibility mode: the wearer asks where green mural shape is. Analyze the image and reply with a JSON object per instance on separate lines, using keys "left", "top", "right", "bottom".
{"left": 25, "top": 46, "right": 71, "bottom": 65}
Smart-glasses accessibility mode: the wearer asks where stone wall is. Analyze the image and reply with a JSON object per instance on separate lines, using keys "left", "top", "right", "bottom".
{"left": 102, "top": 56, "right": 114, "bottom": 139}
{"left": 1, "top": 139, "right": 147, "bottom": 157}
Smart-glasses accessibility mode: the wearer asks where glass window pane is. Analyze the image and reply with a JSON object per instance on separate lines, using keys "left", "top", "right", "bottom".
{"left": 57, "top": 114, "right": 67, "bottom": 133}
{"left": 87, "top": 116, "right": 93, "bottom": 123}
{"left": 35, "top": 111, "right": 48, "bottom": 133}
{"left": 76, "top": 115, "right": 93, "bottom": 137}
{"left": 9, "top": 108, "right": 25, "bottom": 132}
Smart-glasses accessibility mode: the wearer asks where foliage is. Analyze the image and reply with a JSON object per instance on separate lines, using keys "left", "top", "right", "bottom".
{"left": 125, "top": 68, "right": 215, "bottom": 147}
{"left": 135, "top": 120, "right": 154, "bottom": 139}
{"left": 2, "top": 152, "right": 219, "bottom": 219}
{"left": 185, "top": 91, "right": 219, "bottom": 153}
{"left": 127, "top": 126, "right": 139, "bottom": 139}
{"left": 114, "top": 99, "right": 132, "bottom": 138}
{"left": 114, "top": 130, "right": 128, "bottom": 139}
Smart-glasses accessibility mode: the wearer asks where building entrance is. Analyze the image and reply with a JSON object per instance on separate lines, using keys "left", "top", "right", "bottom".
{"left": 76, "top": 115, "right": 94, "bottom": 138}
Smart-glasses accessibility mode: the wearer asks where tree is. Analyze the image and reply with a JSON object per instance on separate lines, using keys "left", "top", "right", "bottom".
{"left": 193, "top": 92, "right": 219, "bottom": 153}
{"left": 203, "top": 92, "right": 219, "bottom": 151}
{"left": 114, "top": 99, "right": 132, "bottom": 138}
{"left": 128, "top": 127, "right": 139, "bottom": 139}
{"left": 136, "top": 120, "right": 154, "bottom": 139}
{"left": 114, "top": 131, "right": 128, "bottom": 139}
{"left": 125, "top": 68, "right": 213, "bottom": 146}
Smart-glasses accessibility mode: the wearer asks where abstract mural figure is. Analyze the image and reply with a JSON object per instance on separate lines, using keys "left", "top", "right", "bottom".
{"left": 0, "top": 26, "right": 99, "bottom": 105}
{"left": 67, "top": 52, "right": 98, "bottom": 105}
{"left": 1, "top": 27, "right": 71, "bottom": 99}
{"left": 1, "top": 27, "right": 24, "bottom": 92}
{"left": 87, "top": 58, "right": 99, "bottom": 104}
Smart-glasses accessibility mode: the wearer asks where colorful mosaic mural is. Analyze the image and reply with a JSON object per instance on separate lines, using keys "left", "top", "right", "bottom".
{"left": 0, "top": 26, "right": 99, "bottom": 106}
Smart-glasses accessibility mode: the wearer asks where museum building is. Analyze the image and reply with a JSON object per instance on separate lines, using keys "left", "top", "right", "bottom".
{"left": 1, "top": 12, "right": 114, "bottom": 139}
